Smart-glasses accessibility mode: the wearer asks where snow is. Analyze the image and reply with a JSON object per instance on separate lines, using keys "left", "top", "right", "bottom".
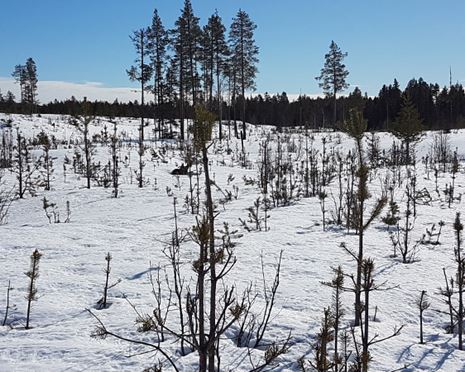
{"left": 0, "top": 113, "right": 465, "bottom": 371}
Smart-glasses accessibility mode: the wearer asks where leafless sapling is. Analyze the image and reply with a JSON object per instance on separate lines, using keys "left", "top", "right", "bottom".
{"left": 390, "top": 179, "right": 421, "bottom": 264}
{"left": 37, "top": 131, "right": 54, "bottom": 191}
{"left": 438, "top": 267, "right": 455, "bottom": 334}
{"left": 42, "top": 196, "right": 59, "bottom": 223}
{"left": 417, "top": 290, "right": 430, "bottom": 344}
{"left": 102, "top": 253, "right": 111, "bottom": 309}
{"left": 421, "top": 221, "right": 444, "bottom": 246}
{"left": 13, "top": 130, "right": 41, "bottom": 198}
{"left": 346, "top": 257, "right": 403, "bottom": 372}
{"left": 69, "top": 103, "right": 96, "bottom": 189}
{"left": 0, "top": 171, "right": 12, "bottom": 225}
{"left": 109, "top": 119, "right": 120, "bottom": 198}
{"left": 2, "top": 280, "right": 11, "bottom": 326}
{"left": 319, "top": 190, "right": 328, "bottom": 231}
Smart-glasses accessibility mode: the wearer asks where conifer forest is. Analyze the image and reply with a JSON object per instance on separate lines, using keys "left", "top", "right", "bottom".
{"left": 1, "top": 1, "right": 465, "bottom": 371}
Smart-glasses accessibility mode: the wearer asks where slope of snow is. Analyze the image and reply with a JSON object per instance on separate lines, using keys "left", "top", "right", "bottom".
{"left": 0, "top": 113, "right": 464, "bottom": 371}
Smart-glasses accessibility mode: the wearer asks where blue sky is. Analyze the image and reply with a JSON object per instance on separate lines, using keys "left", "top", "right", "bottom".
{"left": 1, "top": 0, "right": 465, "bottom": 101}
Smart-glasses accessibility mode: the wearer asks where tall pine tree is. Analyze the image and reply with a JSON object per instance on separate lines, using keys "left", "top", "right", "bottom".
{"left": 204, "top": 11, "right": 229, "bottom": 140}
{"left": 127, "top": 28, "right": 152, "bottom": 187}
{"left": 12, "top": 58, "right": 38, "bottom": 111}
{"left": 229, "top": 9, "right": 259, "bottom": 144}
{"left": 172, "top": 0, "right": 202, "bottom": 140}
{"left": 148, "top": 9, "right": 169, "bottom": 138}
{"left": 316, "top": 41, "right": 349, "bottom": 127}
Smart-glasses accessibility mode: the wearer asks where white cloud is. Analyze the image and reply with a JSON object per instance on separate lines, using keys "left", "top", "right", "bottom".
{"left": 0, "top": 77, "right": 359, "bottom": 104}
{"left": 250, "top": 92, "right": 323, "bottom": 101}
{"left": 0, "top": 77, "right": 141, "bottom": 103}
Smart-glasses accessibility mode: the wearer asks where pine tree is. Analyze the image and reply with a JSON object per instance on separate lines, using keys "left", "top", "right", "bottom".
{"left": 203, "top": 11, "right": 229, "bottom": 140}
{"left": 316, "top": 41, "right": 349, "bottom": 126}
{"left": 171, "top": 1, "right": 202, "bottom": 140}
{"left": 24, "top": 58, "right": 38, "bottom": 109}
{"left": 148, "top": 9, "right": 169, "bottom": 138}
{"left": 164, "top": 58, "right": 179, "bottom": 137}
{"left": 344, "top": 109, "right": 386, "bottom": 326}
{"left": 12, "top": 64, "right": 27, "bottom": 103}
{"left": 177, "top": 0, "right": 202, "bottom": 106}
{"left": 127, "top": 28, "right": 152, "bottom": 187}
{"left": 229, "top": 9, "right": 259, "bottom": 144}
{"left": 12, "top": 58, "right": 38, "bottom": 110}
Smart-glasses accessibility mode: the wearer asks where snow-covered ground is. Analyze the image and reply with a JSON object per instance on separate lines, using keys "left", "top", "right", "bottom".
{"left": 0, "top": 113, "right": 464, "bottom": 371}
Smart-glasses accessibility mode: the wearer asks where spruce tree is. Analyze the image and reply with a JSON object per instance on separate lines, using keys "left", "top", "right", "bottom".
{"left": 229, "top": 9, "right": 259, "bottom": 144}
{"left": 316, "top": 41, "right": 349, "bottom": 126}
{"left": 25, "top": 249, "right": 42, "bottom": 329}
{"left": 391, "top": 95, "right": 423, "bottom": 164}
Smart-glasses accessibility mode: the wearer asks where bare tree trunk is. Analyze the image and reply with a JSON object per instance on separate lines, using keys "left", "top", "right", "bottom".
{"left": 202, "top": 146, "right": 217, "bottom": 372}
{"left": 138, "top": 30, "right": 146, "bottom": 188}
{"left": 217, "top": 57, "right": 222, "bottom": 141}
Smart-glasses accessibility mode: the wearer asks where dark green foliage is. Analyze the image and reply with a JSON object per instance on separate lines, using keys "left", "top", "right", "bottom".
{"left": 311, "top": 307, "right": 335, "bottom": 371}
{"left": 25, "top": 249, "right": 42, "bottom": 329}
{"left": 229, "top": 9, "right": 259, "bottom": 141}
{"left": 5, "top": 77, "right": 465, "bottom": 132}
{"left": 191, "top": 106, "right": 215, "bottom": 152}
{"left": 148, "top": 9, "right": 169, "bottom": 136}
{"left": 316, "top": 41, "right": 349, "bottom": 125}
{"left": 382, "top": 200, "right": 400, "bottom": 227}
{"left": 392, "top": 96, "right": 423, "bottom": 141}
{"left": 12, "top": 58, "right": 38, "bottom": 108}
{"left": 345, "top": 109, "right": 367, "bottom": 144}
{"left": 391, "top": 96, "right": 423, "bottom": 164}
{"left": 127, "top": 29, "right": 153, "bottom": 88}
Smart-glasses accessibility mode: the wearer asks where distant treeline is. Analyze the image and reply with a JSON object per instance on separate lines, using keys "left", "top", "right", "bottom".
{"left": 1, "top": 77, "right": 465, "bottom": 131}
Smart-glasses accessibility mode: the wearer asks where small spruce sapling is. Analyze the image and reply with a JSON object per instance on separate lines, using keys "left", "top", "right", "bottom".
{"left": 25, "top": 249, "right": 42, "bottom": 329}
{"left": 310, "top": 307, "right": 334, "bottom": 372}
{"left": 453, "top": 213, "right": 464, "bottom": 350}
{"left": 382, "top": 186, "right": 400, "bottom": 230}
{"left": 321, "top": 266, "right": 345, "bottom": 368}
{"left": 102, "top": 253, "right": 111, "bottom": 309}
